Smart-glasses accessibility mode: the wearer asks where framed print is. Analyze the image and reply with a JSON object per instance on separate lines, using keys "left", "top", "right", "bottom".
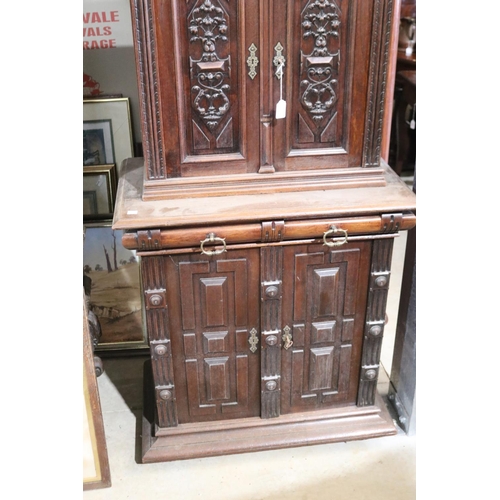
{"left": 83, "top": 294, "right": 111, "bottom": 491}
{"left": 83, "top": 164, "right": 117, "bottom": 221}
{"left": 83, "top": 97, "right": 134, "bottom": 174}
{"left": 83, "top": 222, "right": 148, "bottom": 351}
{"left": 83, "top": 120, "right": 114, "bottom": 165}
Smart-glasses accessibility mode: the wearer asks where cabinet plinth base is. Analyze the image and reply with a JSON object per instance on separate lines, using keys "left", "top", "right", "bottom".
{"left": 141, "top": 361, "right": 397, "bottom": 464}
{"left": 141, "top": 167, "right": 387, "bottom": 201}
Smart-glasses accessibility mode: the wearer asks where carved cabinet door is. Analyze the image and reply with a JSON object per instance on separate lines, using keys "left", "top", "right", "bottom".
{"left": 280, "top": 241, "right": 371, "bottom": 413}
{"left": 166, "top": 249, "right": 261, "bottom": 424}
{"left": 145, "top": 0, "right": 261, "bottom": 178}
{"left": 134, "top": 0, "right": 392, "bottom": 183}
{"left": 272, "top": 0, "right": 382, "bottom": 170}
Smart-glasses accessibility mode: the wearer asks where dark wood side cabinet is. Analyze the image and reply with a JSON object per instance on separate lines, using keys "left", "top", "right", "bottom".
{"left": 112, "top": 0, "right": 417, "bottom": 463}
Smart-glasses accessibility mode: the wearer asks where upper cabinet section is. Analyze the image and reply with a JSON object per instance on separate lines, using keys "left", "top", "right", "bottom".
{"left": 130, "top": 0, "right": 396, "bottom": 200}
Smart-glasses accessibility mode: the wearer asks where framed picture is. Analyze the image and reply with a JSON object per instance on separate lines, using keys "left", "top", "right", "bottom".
{"left": 83, "top": 294, "right": 111, "bottom": 491}
{"left": 83, "top": 222, "right": 148, "bottom": 351}
{"left": 83, "top": 120, "right": 114, "bottom": 165}
{"left": 83, "top": 97, "right": 134, "bottom": 174}
{"left": 83, "top": 164, "right": 117, "bottom": 221}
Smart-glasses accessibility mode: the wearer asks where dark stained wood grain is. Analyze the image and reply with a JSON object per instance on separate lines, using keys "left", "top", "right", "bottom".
{"left": 165, "top": 249, "right": 261, "bottom": 424}
{"left": 130, "top": 0, "right": 396, "bottom": 199}
{"left": 280, "top": 242, "right": 370, "bottom": 413}
{"left": 117, "top": 0, "right": 415, "bottom": 463}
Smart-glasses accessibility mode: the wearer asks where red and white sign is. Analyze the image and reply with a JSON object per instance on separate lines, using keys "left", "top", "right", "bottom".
{"left": 83, "top": 0, "right": 133, "bottom": 50}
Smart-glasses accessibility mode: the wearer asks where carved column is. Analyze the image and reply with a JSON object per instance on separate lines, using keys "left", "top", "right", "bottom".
{"left": 260, "top": 221, "right": 285, "bottom": 417}
{"left": 357, "top": 237, "right": 394, "bottom": 406}
{"left": 142, "top": 255, "right": 178, "bottom": 427}
{"left": 363, "top": 0, "right": 395, "bottom": 167}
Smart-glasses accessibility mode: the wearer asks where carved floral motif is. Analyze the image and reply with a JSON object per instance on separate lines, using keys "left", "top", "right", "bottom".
{"left": 300, "top": 0, "right": 341, "bottom": 126}
{"left": 189, "top": 0, "right": 231, "bottom": 130}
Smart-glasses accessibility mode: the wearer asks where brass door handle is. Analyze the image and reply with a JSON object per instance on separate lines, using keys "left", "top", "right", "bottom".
{"left": 323, "top": 225, "right": 348, "bottom": 247}
{"left": 200, "top": 233, "right": 227, "bottom": 256}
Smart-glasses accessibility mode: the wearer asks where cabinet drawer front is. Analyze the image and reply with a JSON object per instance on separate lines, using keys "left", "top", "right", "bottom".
{"left": 280, "top": 241, "right": 371, "bottom": 412}
{"left": 166, "top": 249, "right": 261, "bottom": 423}
{"left": 125, "top": 213, "right": 415, "bottom": 252}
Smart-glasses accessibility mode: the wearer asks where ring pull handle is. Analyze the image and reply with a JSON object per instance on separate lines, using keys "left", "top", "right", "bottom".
{"left": 200, "top": 233, "right": 227, "bottom": 256}
{"left": 323, "top": 225, "right": 348, "bottom": 247}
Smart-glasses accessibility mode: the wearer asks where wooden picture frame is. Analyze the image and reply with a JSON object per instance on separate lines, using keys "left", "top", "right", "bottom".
{"left": 83, "top": 164, "right": 117, "bottom": 221}
{"left": 83, "top": 222, "right": 148, "bottom": 351}
{"left": 83, "top": 97, "right": 134, "bottom": 174}
{"left": 83, "top": 293, "right": 111, "bottom": 490}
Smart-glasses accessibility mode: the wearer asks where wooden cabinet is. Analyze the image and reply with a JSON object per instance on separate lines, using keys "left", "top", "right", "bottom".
{"left": 112, "top": 0, "right": 416, "bottom": 462}
{"left": 131, "top": 0, "right": 395, "bottom": 198}
{"left": 143, "top": 240, "right": 372, "bottom": 427}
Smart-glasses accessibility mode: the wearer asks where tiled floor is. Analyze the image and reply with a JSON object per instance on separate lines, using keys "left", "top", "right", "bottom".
{"left": 84, "top": 232, "right": 415, "bottom": 500}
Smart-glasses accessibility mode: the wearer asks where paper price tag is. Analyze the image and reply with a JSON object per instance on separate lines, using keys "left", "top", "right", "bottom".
{"left": 276, "top": 99, "right": 286, "bottom": 119}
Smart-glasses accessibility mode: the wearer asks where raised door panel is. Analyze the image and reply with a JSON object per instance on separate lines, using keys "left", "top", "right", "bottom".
{"left": 166, "top": 249, "right": 261, "bottom": 424}
{"left": 280, "top": 242, "right": 371, "bottom": 413}
{"left": 144, "top": 0, "right": 261, "bottom": 179}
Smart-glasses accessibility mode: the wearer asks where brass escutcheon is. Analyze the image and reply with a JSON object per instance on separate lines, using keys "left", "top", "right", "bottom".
{"left": 247, "top": 43, "right": 259, "bottom": 79}
{"left": 248, "top": 328, "right": 259, "bottom": 353}
{"left": 282, "top": 325, "right": 293, "bottom": 350}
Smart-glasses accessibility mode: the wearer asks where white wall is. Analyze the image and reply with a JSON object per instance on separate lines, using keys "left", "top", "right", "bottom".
{"left": 83, "top": 0, "right": 142, "bottom": 148}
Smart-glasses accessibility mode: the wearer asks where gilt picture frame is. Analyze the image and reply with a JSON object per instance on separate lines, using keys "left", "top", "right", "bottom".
{"left": 83, "top": 222, "right": 148, "bottom": 351}
{"left": 83, "top": 97, "right": 134, "bottom": 174}
{"left": 83, "top": 164, "right": 117, "bottom": 221}
{"left": 83, "top": 294, "right": 111, "bottom": 490}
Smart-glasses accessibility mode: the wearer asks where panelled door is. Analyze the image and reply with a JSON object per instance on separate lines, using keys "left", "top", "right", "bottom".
{"left": 166, "top": 249, "right": 261, "bottom": 424}
{"left": 149, "top": 0, "right": 261, "bottom": 178}
{"left": 137, "top": 0, "right": 388, "bottom": 180}
{"left": 280, "top": 241, "right": 371, "bottom": 413}
{"left": 271, "top": 0, "right": 380, "bottom": 170}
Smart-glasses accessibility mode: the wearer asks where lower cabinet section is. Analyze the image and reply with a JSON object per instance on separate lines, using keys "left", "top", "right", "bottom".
{"left": 139, "top": 235, "right": 397, "bottom": 461}
{"left": 141, "top": 359, "right": 397, "bottom": 463}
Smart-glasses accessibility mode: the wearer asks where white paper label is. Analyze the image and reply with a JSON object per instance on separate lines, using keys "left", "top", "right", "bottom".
{"left": 276, "top": 99, "right": 286, "bottom": 119}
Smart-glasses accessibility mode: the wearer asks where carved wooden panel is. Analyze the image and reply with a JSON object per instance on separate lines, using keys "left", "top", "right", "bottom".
{"left": 295, "top": 0, "right": 345, "bottom": 147}
{"left": 132, "top": 0, "right": 395, "bottom": 182}
{"left": 358, "top": 237, "right": 393, "bottom": 406}
{"left": 271, "top": 0, "right": 394, "bottom": 171}
{"left": 281, "top": 242, "right": 371, "bottom": 413}
{"left": 166, "top": 249, "right": 261, "bottom": 423}
{"left": 141, "top": 256, "right": 178, "bottom": 427}
{"left": 260, "top": 246, "right": 284, "bottom": 418}
{"left": 135, "top": 0, "right": 261, "bottom": 179}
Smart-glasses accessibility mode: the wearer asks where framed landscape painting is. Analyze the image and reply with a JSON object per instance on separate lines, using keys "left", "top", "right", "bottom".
{"left": 83, "top": 222, "right": 147, "bottom": 351}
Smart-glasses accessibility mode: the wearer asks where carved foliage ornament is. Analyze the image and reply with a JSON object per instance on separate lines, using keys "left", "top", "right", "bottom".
{"left": 300, "top": 0, "right": 341, "bottom": 127}
{"left": 189, "top": 0, "right": 231, "bottom": 131}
